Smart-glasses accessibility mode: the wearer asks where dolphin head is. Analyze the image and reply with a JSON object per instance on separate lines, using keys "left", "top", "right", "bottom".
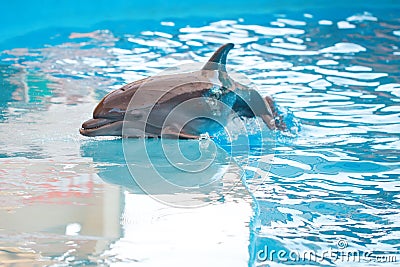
{"left": 80, "top": 83, "right": 139, "bottom": 136}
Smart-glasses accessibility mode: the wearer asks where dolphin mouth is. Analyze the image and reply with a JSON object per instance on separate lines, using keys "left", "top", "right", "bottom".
{"left": 80, "top": 118, "right": 123, "bottom": 136}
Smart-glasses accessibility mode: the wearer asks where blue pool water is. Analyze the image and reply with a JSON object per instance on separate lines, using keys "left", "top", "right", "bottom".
{"left": 1, "top": 2, "right": 400, "bottom": 266}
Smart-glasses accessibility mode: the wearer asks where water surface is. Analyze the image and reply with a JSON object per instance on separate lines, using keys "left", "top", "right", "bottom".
{"left": 0, "top": 6, "right": 400, "bottom": 266}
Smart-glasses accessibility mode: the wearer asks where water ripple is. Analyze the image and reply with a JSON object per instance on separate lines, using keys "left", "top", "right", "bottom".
{"left": 0, "top": 7, "right": 400, "bottom": 267}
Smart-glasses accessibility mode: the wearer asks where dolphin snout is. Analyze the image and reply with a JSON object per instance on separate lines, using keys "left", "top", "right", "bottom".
{"left": 80, "top": 118, "right": 123, "bottom": 136}
{"left": 82, "top": 118, "right": 115, "bottom": 129}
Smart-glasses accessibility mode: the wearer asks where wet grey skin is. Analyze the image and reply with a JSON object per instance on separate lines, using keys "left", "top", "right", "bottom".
{"left": 80, "top": 43, "right": 285, "bottom": 138}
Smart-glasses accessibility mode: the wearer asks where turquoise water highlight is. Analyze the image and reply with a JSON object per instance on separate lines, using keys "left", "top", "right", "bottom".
{"left": 0, "top": 5, "right": 400, "bottom": 266}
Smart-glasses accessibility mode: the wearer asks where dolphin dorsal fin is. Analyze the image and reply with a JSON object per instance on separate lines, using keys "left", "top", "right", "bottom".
{"left": 202, "top": 43, "right": 234, "bottom": 71}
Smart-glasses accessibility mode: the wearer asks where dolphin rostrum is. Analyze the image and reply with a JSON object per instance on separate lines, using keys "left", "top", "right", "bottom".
{"left": 80, "top": 43, "right": 285, "bottom": 138}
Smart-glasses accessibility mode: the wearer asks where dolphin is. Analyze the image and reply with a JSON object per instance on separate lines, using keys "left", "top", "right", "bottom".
{"left": 80, "top": 43, "right": 285, "bottom": 138}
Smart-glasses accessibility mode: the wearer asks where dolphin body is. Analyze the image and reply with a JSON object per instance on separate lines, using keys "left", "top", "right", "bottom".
{"left": 80, "top": 43, "right": 284, "bottom": 138}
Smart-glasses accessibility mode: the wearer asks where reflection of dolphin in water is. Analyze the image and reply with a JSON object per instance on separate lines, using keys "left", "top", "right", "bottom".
{"left": 80, "top": 139, "right": 136, "bottom": 189}
{"left": 80, "top": 43, "right": 285, "bottom": 138}
{"left": 80, "top": 139, "right": 251, "bottom": 206}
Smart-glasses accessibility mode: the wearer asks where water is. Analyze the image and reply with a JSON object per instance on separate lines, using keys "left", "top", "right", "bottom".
{"left": 1, "top": 4, "right": 400, "bottom": 266}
